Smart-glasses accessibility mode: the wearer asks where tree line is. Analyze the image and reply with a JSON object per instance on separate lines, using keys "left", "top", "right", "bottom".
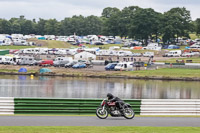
{"left": 0, "top": 6, "right": 200, "bottom": 44}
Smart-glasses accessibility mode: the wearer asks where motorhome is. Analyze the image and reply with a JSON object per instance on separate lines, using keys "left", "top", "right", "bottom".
{"left": 53, "top": 57, "right": 73, "bottom": 67}
{"left": 22, "top": 48, "right": 48, "bottom": 55}
{"left": 13, "top": 39, "right": 28, "bottom": 46}
{"left": 116, "top": 51, "right": 132, "bottom": 56}
{"left": 164, "top": 50, "right": 182, "bottom": 57}
{"left": 114, "top": 62, "right": 134, "bottom": 71}
{"left": 54, "top": 49, "right": 67, "bottom": 55}
{"left": 18, "top": 56, "right": 35, "bottom": 65}
{"left": 66, "top": 49, "right": 77, "bottom": 55}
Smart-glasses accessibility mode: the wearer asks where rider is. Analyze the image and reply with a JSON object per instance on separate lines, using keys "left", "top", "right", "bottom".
{"left": 107, "top": 93, "right": 125, "bottom": 113}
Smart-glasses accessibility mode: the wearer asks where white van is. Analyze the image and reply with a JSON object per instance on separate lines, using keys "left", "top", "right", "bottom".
{"left": 114, "top": 62, "right": 134, "bottom": 71}
{"left": 164, "top": 50, "right": 182, "bottom": 57}
{"left": 143, "top": 52, "right": 154, "bottom": 57}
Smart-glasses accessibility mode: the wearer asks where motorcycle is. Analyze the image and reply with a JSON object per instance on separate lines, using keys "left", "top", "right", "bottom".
{"left": 96, "top": 98, "right": 135, "bottom": 119}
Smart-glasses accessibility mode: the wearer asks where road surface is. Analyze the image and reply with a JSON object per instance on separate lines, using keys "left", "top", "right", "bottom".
{"left": 0, "top": 116, "right": 199, "bottom": 127}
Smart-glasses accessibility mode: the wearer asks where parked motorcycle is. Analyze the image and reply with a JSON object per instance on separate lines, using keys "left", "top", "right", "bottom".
{"left": 96, "top": 98, "right": 135, "bottom": 119}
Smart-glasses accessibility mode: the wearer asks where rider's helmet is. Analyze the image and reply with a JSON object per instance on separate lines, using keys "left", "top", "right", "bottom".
{"left": 107, "top": 93, "right": 113, "bottom": 99}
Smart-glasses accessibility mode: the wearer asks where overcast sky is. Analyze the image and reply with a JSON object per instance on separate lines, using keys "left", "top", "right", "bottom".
{"left": 0, "top": 0, "right": 199, "bottom": 20}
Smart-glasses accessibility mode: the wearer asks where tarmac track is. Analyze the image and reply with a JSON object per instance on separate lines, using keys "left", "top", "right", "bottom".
{"left": 0, "top": 116, "right": 200, "bottom": 127}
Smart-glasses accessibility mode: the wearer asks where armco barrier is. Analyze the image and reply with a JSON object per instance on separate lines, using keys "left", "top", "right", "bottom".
{"left": 140, "top": 99, "right": 200, "bottom": 115}
{"left": 0, "top": 97, "right": 14, "bottom": 115}
{"left": 14, "top": 98, "right": 141, "bottom": 115}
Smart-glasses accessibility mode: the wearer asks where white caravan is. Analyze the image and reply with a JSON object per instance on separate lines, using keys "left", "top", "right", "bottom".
{"left": 143, "top": 43, "right": 162, "bottom": 51}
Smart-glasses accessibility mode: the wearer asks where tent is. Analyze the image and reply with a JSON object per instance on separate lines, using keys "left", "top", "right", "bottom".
{"left": 18, "top": 68, "right": 27, "bottom": 73}
{"left": 39, "top": 68, "right": 52, "bottom": 74}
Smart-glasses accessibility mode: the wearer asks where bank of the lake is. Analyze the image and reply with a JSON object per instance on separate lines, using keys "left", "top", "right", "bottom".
{"left": 0, "top": 64, "right": 200, "bottom": 81}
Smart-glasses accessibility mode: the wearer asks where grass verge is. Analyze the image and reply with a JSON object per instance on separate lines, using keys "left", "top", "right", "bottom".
{"left": 158, "top": 57, "right": 200, "bottom": 63}
{"left": 0, "top": 126, "right": 199, "bottom": 133}
{"left": 123, "top": 68, "right": 200, "bottom": 78}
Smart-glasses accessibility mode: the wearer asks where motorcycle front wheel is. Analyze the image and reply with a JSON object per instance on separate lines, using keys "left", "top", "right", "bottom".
{"left": 123, "top": 108, "right": 135, "bottom": 119}
{"left": 96, "top": 107, "right": 108, "bottom": 119}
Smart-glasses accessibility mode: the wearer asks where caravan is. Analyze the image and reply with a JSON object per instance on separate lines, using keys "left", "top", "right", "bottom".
{"left": 143, "top": 43, "right": 162, "bottom": 51}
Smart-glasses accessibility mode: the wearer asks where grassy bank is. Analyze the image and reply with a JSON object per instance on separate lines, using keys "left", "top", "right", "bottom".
{"left": 0, "top": 127, "right": 199, "bottom": 133}
{"left": 0, "top": 45, "right": 36, "bottom": 50}
{"left": 0, "top": 66, "right": 200, "bottom": 80}
{"left": 123, "top": 68, "right": 200, "bottom": 78}
{"left": 158, "top": 57, "right": 200, "bottom": 63}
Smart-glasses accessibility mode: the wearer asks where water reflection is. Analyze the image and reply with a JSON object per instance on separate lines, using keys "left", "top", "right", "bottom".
{"left": 0, "top": 75, "right": 199, "bottom": 99}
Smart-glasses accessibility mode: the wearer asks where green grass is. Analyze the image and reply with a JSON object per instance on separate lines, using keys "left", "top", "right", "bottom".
{"left": 158, "top": 57, "right": 200, "bottom": 63}
{"left": 0, "top": 46, "right": 36, "bottom": 50}
{"left": 190, "top": 33, "right": 199, "bottom": 40}
{"left": 0, "top": 127, "right": 199, "bottom": 133}
{"left": 124, "top": 68, "right": 200, "bottom": 78}
{"left": 40, "top": 40, "right": 72, "bottom": 48}
{"left": 0, "top": 69, "right": 36, "bottom": 73}
{"left": 83, "top": 43, "right": 123, "bottom": 49}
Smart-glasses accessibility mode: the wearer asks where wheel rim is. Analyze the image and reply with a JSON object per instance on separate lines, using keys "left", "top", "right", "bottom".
{"left": 124, "top": 108, "right": 134, "bottom": 118}
{"left": 97, "top": 108, "right": 107, "bottom": 118}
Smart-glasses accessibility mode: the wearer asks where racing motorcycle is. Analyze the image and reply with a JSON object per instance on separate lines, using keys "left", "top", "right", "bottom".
{"left": 96, "top": 98, "right": 135, "bottom": 119}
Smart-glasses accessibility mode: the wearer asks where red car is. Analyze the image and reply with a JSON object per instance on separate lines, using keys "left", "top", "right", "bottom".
{"left": 39, "top": 60, "right": 53, "bottom": 66}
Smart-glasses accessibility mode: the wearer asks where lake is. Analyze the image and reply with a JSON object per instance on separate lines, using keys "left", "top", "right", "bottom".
{"left": 0, "top": 75, "right": 199, "bottom": 99}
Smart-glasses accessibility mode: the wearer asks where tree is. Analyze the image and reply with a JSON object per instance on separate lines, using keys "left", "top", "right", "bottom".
{"left": 119, "top": 6, "right": 140, "bottom": 38}
{"left": 102, "top": 7, "right": 120, "bottom": 18}
{"left": 161, "top": 7, "right": 192, "bottom": 43}
{"left": 195, "top": 18, "right": 200, "bottom": 36}
{"left": 11, "top": 21, "right": 21, "bottom": 34}
{"left": 0, "top": 19, "right": 12, "bottom": 34}
{"left": 37, "top": 18, "right": 47, "bottom": 35}
{"left": 85, "top": 15, "right": 103, "bottom": 35}
{"left": 129, "top": 8, "right": 161, "bottom": 45}
{"left": 102, "top": 7, "right": 121, "bottom": 36}
{"left": 44, "top": 19, "right": 59, "bottom": 35}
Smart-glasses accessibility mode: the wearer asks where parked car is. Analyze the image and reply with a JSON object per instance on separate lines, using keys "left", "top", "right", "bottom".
{"left": 72, "top": 63, "right": 86, "bottom": 69}
{"left": 39, "top": 60, "right": 53, "bottom": 66}
{"left": 65, "top": 61, "right": 77, "bottom": 68}
{"left": 105, "top": 63, "right": 118, "bottom": 71}
{"left": 181, "top": 52, "right": 195, "bottom": 57}
{"left": 143, "top": 52, "right": 154, "bottom": 57}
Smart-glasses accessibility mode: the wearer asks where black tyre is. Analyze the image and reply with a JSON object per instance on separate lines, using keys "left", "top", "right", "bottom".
{"left": 123, "top": 108, "right": 135, "bottom": 119}
{"left": 96, "top": 107, "right": 108, "bottom": 119}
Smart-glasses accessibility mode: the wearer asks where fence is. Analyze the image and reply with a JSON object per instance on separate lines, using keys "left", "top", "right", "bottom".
{"left": 0, "top": 97, "right": 14, "bottom": 115}
{"left": 140, "top": 99, "right": 200, "bottom": 115}
{"left": 14, "top": 98, "right": 141, "bottom": 115}
{"left": 0, "top": 98, "right": 200, "bottom": 115}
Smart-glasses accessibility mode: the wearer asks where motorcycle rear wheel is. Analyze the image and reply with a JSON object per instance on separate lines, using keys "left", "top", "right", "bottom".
{"left": 96, "top": 107, "right": 108, "bottom": 119}
{"left": 123, "top": 108, "right": 135, "bottom": 119}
